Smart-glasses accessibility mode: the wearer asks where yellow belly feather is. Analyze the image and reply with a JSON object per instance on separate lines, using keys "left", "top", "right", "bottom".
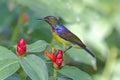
{"left": 52, "top": 32, "right": 71, "bottom": 46}
{"left": 52, "top": 32, "right": 80, "bottom": 49}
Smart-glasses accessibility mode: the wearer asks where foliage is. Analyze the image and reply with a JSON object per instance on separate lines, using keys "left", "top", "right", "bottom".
{"left": 0, "top": 0, "right": 120, "bottom": 80}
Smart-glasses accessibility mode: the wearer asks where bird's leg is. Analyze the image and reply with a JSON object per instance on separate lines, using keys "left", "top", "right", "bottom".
{"left": 64, "top": 46, "right": 72, "bottom": 53}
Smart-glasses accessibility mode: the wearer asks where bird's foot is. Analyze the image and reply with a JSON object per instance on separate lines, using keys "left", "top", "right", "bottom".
{"left": 64, "top": 46, "right": 72, "bottom": 53}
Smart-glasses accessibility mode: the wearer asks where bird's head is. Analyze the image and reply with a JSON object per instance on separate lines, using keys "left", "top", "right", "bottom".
{"left": 37, "top": 16, "right": 59, "bottom": 26}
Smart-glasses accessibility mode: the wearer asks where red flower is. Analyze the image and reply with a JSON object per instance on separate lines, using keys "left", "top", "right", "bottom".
{"left": 55, "top": 50, "right": 63, "bottom": 68}
{"left": 16, "top": 38, "right": 26, "bottom": 56}
{"left": 45, "top": 48, "right": 63, "bottom": 68}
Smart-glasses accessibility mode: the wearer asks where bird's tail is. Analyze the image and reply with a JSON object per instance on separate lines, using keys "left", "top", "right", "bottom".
{"left": 83, "top": 47, "right": 95, "bottom": 58}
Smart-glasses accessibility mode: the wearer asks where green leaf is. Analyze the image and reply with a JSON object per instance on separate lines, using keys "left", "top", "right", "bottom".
{"left": 27, "top": 40, "right": 48, "bottom": 53}
{"left": 59, "top": 66, "right": 92, "bottom": 80}
{"left": 66, "top": 48, "right": 97, "bottom": 70}
{"left": 0, "top": 46, "right": 20, "bottom": 80}
{"left": 20, "top": 54, "right": 48, "bottom": 80}
{"left": 5, "top": 73, "right": 20, "bottom": 80}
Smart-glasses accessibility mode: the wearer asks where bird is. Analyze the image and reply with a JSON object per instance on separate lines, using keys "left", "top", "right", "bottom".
{"left": 37, "top": 16, "right": 95, "bottom": 57}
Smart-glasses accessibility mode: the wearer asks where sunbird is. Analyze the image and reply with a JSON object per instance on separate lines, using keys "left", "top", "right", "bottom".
{"left": 37, "top": 16, "right": 95, "bottom": 57}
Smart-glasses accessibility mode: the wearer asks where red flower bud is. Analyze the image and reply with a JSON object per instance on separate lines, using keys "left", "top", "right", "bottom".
{"left": 55, "top": 50, "right": 63, "bottom": 68}
{"left": 21, "top": 13, "right": 29, "bottom": 24}
{"left": 45, "top": 48, "right": 63, "bottom": 69}
{"left": 16, "top": 38, "right": 26, "bottom": 56}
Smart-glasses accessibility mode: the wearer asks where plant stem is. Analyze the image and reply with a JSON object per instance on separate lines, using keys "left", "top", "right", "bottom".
{"left": 53, "top": 68, "right": 58, "bottom": 80}
{"left": 11, "top": 5, "right": 26, "bottom": 44}
{"left": 102, "top": 46, "right": 118, "bottom": 80}
{"left": 18, "top": 67, "right": 26, "bottom": 80}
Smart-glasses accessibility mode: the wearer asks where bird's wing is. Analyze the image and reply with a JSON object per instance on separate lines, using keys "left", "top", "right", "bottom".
{"left": 55, "top": 25, "right": 95, "bottom": 57}
{"left": 57, "top": 28, "right": 86, "bottom": 48}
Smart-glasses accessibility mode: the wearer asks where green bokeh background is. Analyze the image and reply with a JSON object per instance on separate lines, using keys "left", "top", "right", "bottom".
{"left": 0, "top": 0, "right": 120, "bottom": 80}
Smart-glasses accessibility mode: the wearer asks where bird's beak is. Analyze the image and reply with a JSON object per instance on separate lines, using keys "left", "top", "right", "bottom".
{"left": 36, "top": 18, "right": 45, "bottom": 21}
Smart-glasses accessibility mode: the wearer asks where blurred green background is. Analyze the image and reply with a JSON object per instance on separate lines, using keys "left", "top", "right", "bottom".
{"left": 0, "top": 0, "right": 120, "bottom": 80}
